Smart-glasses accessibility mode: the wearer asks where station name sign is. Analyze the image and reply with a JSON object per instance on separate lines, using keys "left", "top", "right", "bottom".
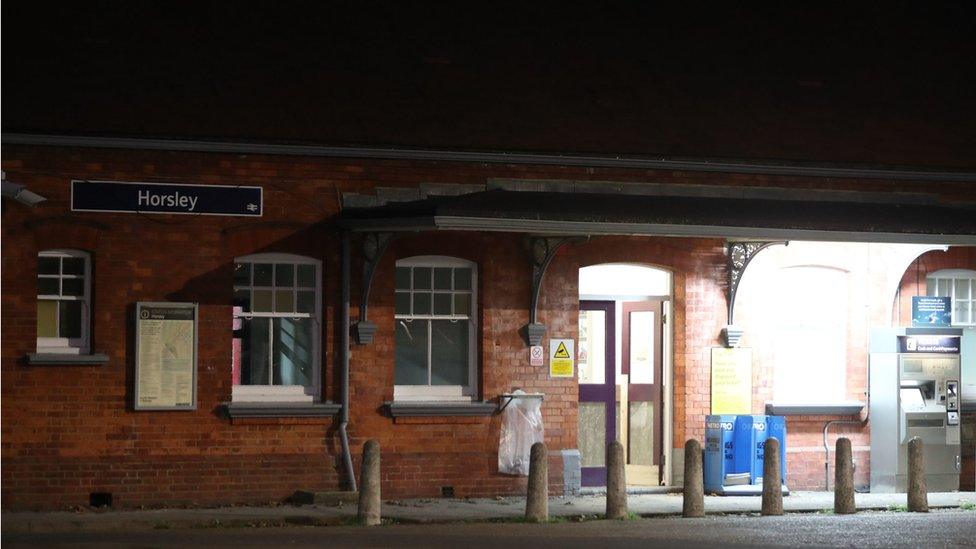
{"left": 72, "top": 180, "right": 263, "bottom": 217}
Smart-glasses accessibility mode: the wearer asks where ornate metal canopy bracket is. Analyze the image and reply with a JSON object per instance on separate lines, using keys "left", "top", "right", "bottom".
{"left": 354, "top": 232, "right": 397, "bottom": 344}
{"left": 522, "top": 236, "right": 578, "bottom": 346}
{"left": 725, "top": 240, "right": 788, "bottom": 346}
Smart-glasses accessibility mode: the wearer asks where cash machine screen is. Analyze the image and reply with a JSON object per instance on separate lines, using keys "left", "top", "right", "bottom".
{"left": 900, "top": 387, "right": 925, "bottom": 409}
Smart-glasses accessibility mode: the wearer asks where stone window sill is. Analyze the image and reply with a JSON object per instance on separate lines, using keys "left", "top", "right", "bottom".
{"left": 765, "top": 401, "right": 865, "bottom": 416}
{"left": 26, "top": 353, "right": 110, "bottom": 366}
{"left": 223, "top": 401, "right": 341, "bottom": 419}
{"left": 385, "top": 401, "right": 497, "bottom": 418}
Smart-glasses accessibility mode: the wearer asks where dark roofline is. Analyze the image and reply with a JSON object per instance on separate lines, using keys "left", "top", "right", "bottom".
{"left": 4, "top": 133, "right": 975, "bottom": 183}
{"left": 336, "top": 190, "right": 976, "bottom": 245}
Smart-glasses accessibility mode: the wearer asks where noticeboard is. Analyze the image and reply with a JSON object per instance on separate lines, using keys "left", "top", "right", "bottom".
{"left": 710, "top": 347, "right": 752, "bottom": 415}
{"left": 134, "top": 302, "right": 198, "bottom": 410}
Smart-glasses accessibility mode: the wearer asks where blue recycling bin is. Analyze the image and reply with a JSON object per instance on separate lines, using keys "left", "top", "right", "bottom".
{"left": 735, "top": 415, "right": 788, "bottom": 485}
{"left": 766, "top": 415, "right": 788, "bottom": 484}
{"left": 704, "top": 414, "right": 787, "bottom": 494}
{"left": 733, "top": 415, "right": 760, "bottom": 482}
{"left": 704, "top": 415, "right": 737, "bottom": 493}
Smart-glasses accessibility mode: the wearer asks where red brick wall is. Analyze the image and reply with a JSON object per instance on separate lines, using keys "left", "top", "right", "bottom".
{"left": 347, "top": 231, "right": 576, "bottom": 499}
{"left": 3, "top": 145, "right": 971, "bottom": 509}
{"left": 558, "top": 237, "right": 728, "bottom": 448}
{"left": 895, "top": 247, "right": 976, "bottom": 491}
{"left": 894, "top": 247, "right": 976, "bottom": 324}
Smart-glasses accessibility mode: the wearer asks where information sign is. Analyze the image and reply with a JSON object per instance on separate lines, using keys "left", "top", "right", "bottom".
{"left": 898, "top": 335, "right": 960, "bottom": 354}
{"left": 912, "top": 296, "right": 951, "bottom": 327}
{"left": 530, "top": 345, "right": 544, "bottom": 367}
{"left": 135, "top": 302, "right": 198, "bottom": 410}
{"left": 72, "top": 180, "right": 263, "bottom": 217}
{"left": 549, "top": 339, "right": 575, "bottom": 378}
{"left": 710, "top": 347, "right": 752, "bottom": 415}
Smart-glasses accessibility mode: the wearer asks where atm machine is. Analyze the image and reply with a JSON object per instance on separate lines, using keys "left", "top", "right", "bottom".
{"left": 869, "top": 328, "right": 966, "bottom": 492}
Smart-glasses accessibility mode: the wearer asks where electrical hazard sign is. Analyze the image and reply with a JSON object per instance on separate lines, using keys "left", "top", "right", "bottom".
{"left": 549, "top": 339, "right": 575, "bottom": 378}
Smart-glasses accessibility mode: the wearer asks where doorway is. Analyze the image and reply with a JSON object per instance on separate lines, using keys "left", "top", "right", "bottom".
{"left": 578, "top": 264, "right": 671, "bottom": 487}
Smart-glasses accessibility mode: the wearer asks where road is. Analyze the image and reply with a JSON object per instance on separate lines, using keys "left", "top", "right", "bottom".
{"left": 4, "top": 509, "right": 975, "bottom": 548}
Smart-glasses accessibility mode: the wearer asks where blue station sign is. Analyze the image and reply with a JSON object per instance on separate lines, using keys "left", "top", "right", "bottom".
{"left": 71, "top": 180, "right": 263, "bottom": 217}
{"left": 912, "top": 296, "right": 951, "bottom": 327}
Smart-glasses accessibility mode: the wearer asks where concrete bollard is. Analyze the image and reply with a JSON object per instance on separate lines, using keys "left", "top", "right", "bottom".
{"left": 606, "top": 440, "right": 627, "bottom": 519}
{"left": 761, "top": 437, "right": 783, "bottom": 516}
{"left": 682, "top": 439, "right": 705, "bottom": 518}
{"left": 907, "top": 436, "right": 928, "bottom": 513}
{"left": 525, "top": 441, "right": 549, "bottom": 522}
{"left": 834, "top": 437, "right": 856, "bottom": 514}
{"left": 357, "top": 439, "right": 381, "bottom": 526}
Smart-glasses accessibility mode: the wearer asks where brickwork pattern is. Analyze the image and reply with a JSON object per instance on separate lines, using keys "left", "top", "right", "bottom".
{"left": 896, "top": 247, "right": 976, "bottom": 491}
{"left": 3, "top": 146, "right": 972, "bottom": 508}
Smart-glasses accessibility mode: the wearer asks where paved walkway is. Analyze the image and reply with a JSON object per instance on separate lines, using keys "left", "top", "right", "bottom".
{"left": 3, "top": 491, "right": 974, "bottom": 532}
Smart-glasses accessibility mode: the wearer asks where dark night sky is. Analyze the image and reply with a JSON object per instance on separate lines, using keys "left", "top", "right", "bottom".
{"left": 3, "top": 3, "right": 976, "bottom": 168}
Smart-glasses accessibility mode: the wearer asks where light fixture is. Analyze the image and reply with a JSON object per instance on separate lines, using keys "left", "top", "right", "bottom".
{"left": 1, "top": 172, "right": 47, "bottom": 206}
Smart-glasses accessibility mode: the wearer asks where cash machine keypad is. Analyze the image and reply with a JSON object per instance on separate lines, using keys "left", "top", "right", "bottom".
{"left": 946, "top": 380, "right": 960, "bottom": 426}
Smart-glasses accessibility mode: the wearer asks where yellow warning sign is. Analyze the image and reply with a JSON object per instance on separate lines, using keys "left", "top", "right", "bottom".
{"left": 553, "top": 342, "right": 571, "bottom": 359}
{"left": 549, "top": 339, "right": 575, "bottom": 378}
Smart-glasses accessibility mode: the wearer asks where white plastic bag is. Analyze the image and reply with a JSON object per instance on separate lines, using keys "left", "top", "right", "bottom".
{"left": 498, "top": 390, "right": 545, "bottom": 475}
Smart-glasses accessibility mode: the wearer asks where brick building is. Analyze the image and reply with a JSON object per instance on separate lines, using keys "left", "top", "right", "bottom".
{"left": 3, "top": 140, "right": 974, "bottom": 509}
{"left": 3, "top": 4, "right": 976, "bottom": 510}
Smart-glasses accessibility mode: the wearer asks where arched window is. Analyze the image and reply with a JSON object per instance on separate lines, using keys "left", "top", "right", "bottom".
{"left": 769, "top": 265, "right": 848, "bottom": 403}
{"left": 37, "top": 249, "right": 91, "bottom": 354}
{"left": 394, "top": 256, "right": 477, "bottom": 401}
{"left": 927, "top": 269, "right": 976, "bottom": 326}
{"left": 232, "top": 253, "right": 321, "bottom": 402}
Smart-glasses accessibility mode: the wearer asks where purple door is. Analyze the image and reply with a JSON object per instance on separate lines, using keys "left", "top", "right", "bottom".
{"left": 578, "top": 300, "right": 616, "bottom": 486}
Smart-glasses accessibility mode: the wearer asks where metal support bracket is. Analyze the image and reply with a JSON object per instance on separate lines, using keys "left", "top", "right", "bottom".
{"left": 498, "top": 392, "right": 545, "bottom": 413}
{"left": 522, "top": 236, "right": 577, "bottom": 346}
{"left": 354, "top": 232, "right": 396, "bottom": 344}
{"left": 725, "top": 240, "right": 788, "bottom": 346}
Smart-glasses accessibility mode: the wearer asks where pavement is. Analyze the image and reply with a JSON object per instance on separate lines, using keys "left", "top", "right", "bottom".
{"left": 3, "top": 491, "right": 975, "bottom": 532}
{"left": 6, "top": 511, "right": 976, "bottom": 548}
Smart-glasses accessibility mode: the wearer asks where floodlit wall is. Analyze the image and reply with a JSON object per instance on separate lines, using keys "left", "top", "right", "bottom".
{"left": 734, "top": 242, "right": 975, "bottom": 490}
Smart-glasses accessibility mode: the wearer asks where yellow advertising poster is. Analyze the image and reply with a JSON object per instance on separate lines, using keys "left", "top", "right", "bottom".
{"left": 549, "top": 339, "right": 575, "bottom": 378}
{"left": 710, "top": 347, "right": 752, "bottom": 415}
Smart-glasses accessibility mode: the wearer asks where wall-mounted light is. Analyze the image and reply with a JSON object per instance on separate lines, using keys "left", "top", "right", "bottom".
{"left": 1, "top": 171, "right": 47, "bottom": 206}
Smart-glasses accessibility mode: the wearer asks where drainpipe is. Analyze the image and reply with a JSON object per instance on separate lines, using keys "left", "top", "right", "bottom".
{"left": 822, "top": 373, "right": 871, "bottom": 491}
{"left": 822, "top": 419, "right": 862, "bottom": 491}
{"left": 339, "top": 231, "right": 357, "bottom": 492}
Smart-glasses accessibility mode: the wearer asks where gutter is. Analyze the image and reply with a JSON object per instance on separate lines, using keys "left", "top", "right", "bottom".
{"left": 339, "top": 231, "right": 357, "bottom": 492}
{"left": 339, "top": 215, "right": 976, "bottom": 246}
{"left": 4, "top": 133, "right": 976, "bottom": 182}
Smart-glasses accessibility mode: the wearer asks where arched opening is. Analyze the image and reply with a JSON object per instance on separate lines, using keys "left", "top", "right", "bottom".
{"left": 577, "top": 263, "right": 673, "bottom": 488}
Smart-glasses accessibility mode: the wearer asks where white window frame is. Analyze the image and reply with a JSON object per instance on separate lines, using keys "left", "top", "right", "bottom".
{"left": 927, "top": 269, "right": 976, "bottom": 327}
{"left": 232, "top": 253, "right": 322, "bottom": 402}
{"left": 394, "top": 255, "right": 478, "bottom": 402}
{"left": 37, "top": 249, "right": 91, "bottom": 354}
